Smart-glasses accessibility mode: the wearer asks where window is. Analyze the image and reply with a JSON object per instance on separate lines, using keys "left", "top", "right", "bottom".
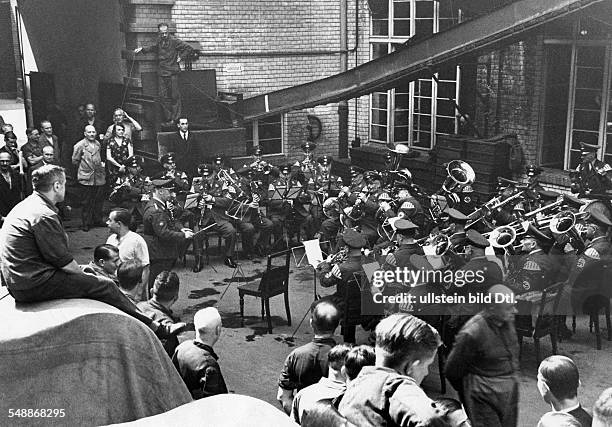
{"left": 245, "top": 114, "right": 283, "bottom": 155}
{"left": 369, "top": 0, "right": 460, "bottom": 149}
{"left": 541, "top": 18, "right": 612, "bottom": 169}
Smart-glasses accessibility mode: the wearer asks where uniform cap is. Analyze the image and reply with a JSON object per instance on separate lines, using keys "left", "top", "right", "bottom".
{"left": 301, "top": 141, "right": 317, "bottom": 153}
{"left": 389, "top": 143, "right": 410, "bottom": 154}
{"left": 342, "top": 228, "right": 367, "bottom": 249}
{"left": 537, "top": 188, "right": 560, "bottom": 200}
{"left": 579, "top": 141, "right": 600, "bottom": 153}
{"left": 525, "top": 164, "right": 543, "bottom": 177}
{"left": 159, "top": 152, "right": 176, "bottom": 165}
{"left": 349, "top": 166, "right": 363, "bottom": 178}
{"left": 198, "top": 163, "right": 213, "bottom": 177}
{"left": 364, "top": 171, "right": 382, "bottom": 183}
{"left": 151, "top": 178, "right": 174, "bottom": 189}
{"left": 524, "top": 224, "right": 554, "bottom": 243}
{"left": 317, "top": 156, "right": 331, "bottom": 166}
{"left": 445, "top": 207, "right": 468, "bottom": 223}
{"left": 466, "top": 229, "right": 490, "bottom": 248}
{"left": 395, "top": 218, "right": 418, "bottom": 234}
{"left": 125, "top": 155, "right": 142, "bottom": 168}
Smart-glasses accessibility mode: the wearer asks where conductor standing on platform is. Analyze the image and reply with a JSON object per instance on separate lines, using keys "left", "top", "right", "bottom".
{"left": 134, "top": 23, "right": 195, "bottom": 126}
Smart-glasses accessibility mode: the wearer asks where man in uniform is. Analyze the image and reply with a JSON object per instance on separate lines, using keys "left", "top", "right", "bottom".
{"left": 446, "top": 207, "right": 469, "bottom": 269}
{"left": 319, "top": 228, "right": 368, "bottom": 343}
{"left": 109, "top": 155, "right": 151, "bottom": 224}
{"left": 142, "top": 179, "right": 193, "bottom": 291}
{"left": 381, "top": 219, "right": 423, "bottom": 270}
{"left": 574, "top": 141, "right": 612, "bottom": 195}
{"left": 445, "top": 285, "right": 520, "bottom": 427}
{"left": 155, "top": 152, "right": 193, "bottom": 230}
{"left": 193, "top": 164, "right": 239, "bottom": 269}
{"left": 268, "top": 164, "right": 298, "bottom": 248}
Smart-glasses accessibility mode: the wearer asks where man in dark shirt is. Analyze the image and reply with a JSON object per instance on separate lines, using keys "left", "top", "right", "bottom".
{"left": 277, "top": 299, "right": 341, "bottom": 414}
{"left": 0, "top": 165, "right": 184, "bottom": 339}
{"left": 138, "top": 271, "right": 182, "bottom": 356}
{"left": 445, "top": 284, "right": 520, "bottom": 427}
{"left": 172, "top": 307, "right": 228, "bottom": 399}
{"left": 537, "top": 355, "right": 593, "bottom": 427}
{"left": 134, "top": 23, "right": 195, "bottom": 125}
{"left": 0, "top": 151, "right": 22, "bottom": 224}
{"left": 338, "top": 314, "right": 447, "bottom": 427}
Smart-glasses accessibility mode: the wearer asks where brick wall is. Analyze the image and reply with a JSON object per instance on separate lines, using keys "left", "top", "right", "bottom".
{"left": 165, "top": 0, "right": 372, "bottom": 162}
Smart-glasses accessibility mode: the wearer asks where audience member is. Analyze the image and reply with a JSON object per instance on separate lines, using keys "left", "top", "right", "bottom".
{"left": 277, "top": 299, "right": 341, "bottom": 414}
{"left": 164, "top": 116, "right": 199, "bottom": 177}
{"left": 594, "top": 388, "right": 612, "bottom": 427}
{"left": 106, "top": 208, "right": 150, "bottom": 299}
{"left": 116, "top": 260, "right": 144, "bottom": 304}
{"left": 138, "top": 271, "right": 182, "bottom": 356}
{"left": 435, "top": 398, "right": 471, "bottom": 427}
{"left": 331, "top": 345, "right": 376, "bottom": 408}
{"left": 172, "top": 307, "right": 228, "bottom": 399}
{"left": 82, "top": 244, "right": 121, "bottom": 283}
{"left": 104, "top": 108, "right": 142, "bottom": 142}
{"left": 0, "top": 151, "right": 23, "bottom": 225}
{"left": 39, "top": 120, "right": 61, "bottom": 164}
{"left": 537, "top": 412, "right": 582, "bottom": 427}
{"left": 445, "top": 284, "right": 519, "bottom": 427}
{"left": 0, "top": 131, "right": 20, "bottom": 168}
{"left": 105, "top": 122, "right": 134, "bottom": 184}
{"left": 537, "top": 355, "right": 592, "bottom": 427}
{"left": 72, "top": 124, "right": 106, "bottom": 231}
{"left": 0, "top": 165, "right": 182, "bottom": 339}
{"left": 75, "top": 103, "right": 105, "bottom": 142}
{"left": 22, "top": 127, "right": 44, "bottom": 170}
{"left": 301, "top": 400, "right": 356, "bottom": 427}
{"left": 291, "top": 344, "right": 352, "bottom": 424}
{"left": 338, "top": 314, "right": 446, "bottom": 426}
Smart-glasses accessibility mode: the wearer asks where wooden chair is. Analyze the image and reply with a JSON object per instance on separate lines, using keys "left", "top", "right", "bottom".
{"left": 238, "top": 249, "right": 291, "bottom": 333}
{"left": 516, "top": 282, "right": 565, "bottom": 364}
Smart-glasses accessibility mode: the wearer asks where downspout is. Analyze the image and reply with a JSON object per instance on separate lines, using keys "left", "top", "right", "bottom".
{"left": 338, "top": 0, "right": 349, "bottom": 158}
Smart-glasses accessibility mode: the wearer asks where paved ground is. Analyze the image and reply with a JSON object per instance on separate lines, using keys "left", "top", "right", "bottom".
{"left": 59, "top": 206, "right": 612, "bottom": 427}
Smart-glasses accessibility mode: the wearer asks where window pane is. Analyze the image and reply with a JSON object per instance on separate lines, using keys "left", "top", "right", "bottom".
{"left": 412, "top": 130, "right": 431, "bottom": 148}
{"left": 415, "top": 80, "right": 432, "bottom": 97}
{"left": 372, "top": 109, "right": 388, "bottom": 125}
{"left": 437, "top": 99, "right": 456, "bottom": 117}
{"left": 576, "top": 45, "right": 606, "bottom": 67}
{"left": 572, "top": 130, "right": 599, "bottom": 146}
{"left": 372, "top": 92, "right": 388, "bottom": 109}
{"left": 414, "top": 19, "right": 433, "bottom": 36}
{"left": 413, "top": 113, "right": 431, "bottom": 131}
{"left": 414, "top": 97, "right": 431, "bottom": 114}
{"left": 395, "top": 110, "right": 409, "bottom": 126}
{"left": 438, "top": 65, "right": 457, "bottom": 81}
{"left": 393, "top": 20, "right": 412, "bottom": 37}
{"left": 259, "top": 123, "right": 280, "bottom": 140}
{"left": 372, "top": 43, "right": 388, "bottom": 60}
{"left": 574, "top": 88, "right": 602, "bottom": 110}
{"left": 260, "top": 139, "right": 281, "bottom": 155}
{"left": 372, "top": 19, "right": 389, "bottom": 36}
{"left": 393, "top": 1, "right": 411, "bottom": 19}
{"left": 395, "top": 93, "right": 410, "bottom": 110}
{"left": 576, "top": 67, "right": 604, "bottom": 89}
{"left": 415, "top": 1, "right": 433, "bottom": 18}
{"left": 394, "top": 126, "right": 409, "bottom": 142}
{"left": 437, "top": 81, "right": 456, "bottom": 100}
{"left": 371, "top": 125, "right": 387, "bottom": 141}
{"left": 573, "top": 110, "right": 601, "bottom": 131}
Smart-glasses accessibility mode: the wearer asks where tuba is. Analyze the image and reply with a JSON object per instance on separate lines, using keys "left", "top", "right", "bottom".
{"left": 549, "top": 210, "right": 588, "bottom": 253}
{"left": 441, "top": 160, "right": 475, "bottom": 193}
{"left": 485, "top": 224, "right": 525, "bottom": 252}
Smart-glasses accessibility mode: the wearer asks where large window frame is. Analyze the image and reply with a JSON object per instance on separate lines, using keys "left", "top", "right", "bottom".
{"left": 540, "top": 19, "right": 612, "bottom": 170}
{"left": 369, "top": 0, "right": 460, "bottom": 149}
{"left": 245, "top": 114, "right": 284, "bottom": 156}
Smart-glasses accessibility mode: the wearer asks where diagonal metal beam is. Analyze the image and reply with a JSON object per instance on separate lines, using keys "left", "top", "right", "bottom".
{"left": 236, "top": 0, "right": 606, "bottom": 121}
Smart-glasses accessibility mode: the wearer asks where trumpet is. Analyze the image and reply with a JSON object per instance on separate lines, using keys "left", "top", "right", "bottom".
{"left": 465, "top": 190, "right": 526, "bottom": 229}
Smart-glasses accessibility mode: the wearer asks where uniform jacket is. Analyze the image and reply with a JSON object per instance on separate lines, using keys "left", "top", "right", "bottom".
{"left": 507, "top": 249, "right": 559, "bottom": 294}
{"left": 142, "top": 197, "right": 186, "bottom": 260}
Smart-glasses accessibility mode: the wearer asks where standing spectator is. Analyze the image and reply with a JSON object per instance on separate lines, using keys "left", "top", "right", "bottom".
{"left": 27, "top": 145, "right": 57, "bottom": 194}
{"left": 39, "top": 120, "right": 61, "bottom": 164}
{"left": 338, "top": 314, "right": 446, "bottom": 427}
{"left": 291, "top": 344, "right": 352, "bottom": 424}
{"left": 81, "top": 244, "right": 121, "bottom": 284}
{"left": 537, "top": 355, "right": 592, "bottom": 427}
{"left": 72, "top": 124, "right": 106, "bottom": 231}
{"left": 1, "top": 131, "right": 21, "bottom": 169}
{"left": 142, "top": 179, "right": 192, "bottom": 291}
{"left": 22, "top": 127, "right": 44, "bottom": 170}
{"left": 106, "top": 208, "right": 150, "bottom": 299}
{"left": 277, "top": 299, "right": 341, "bottom": 414}
{"left": 594, "top": 388, "right": 612, "bottom": 427}
{"left": 0, "top": 151, "right": 23, "bottom": 225}
{"left": 106, "top": 123, "right": 134, "bottom": 184}
{"left": 138, "top": 271, "right": 182, "bottom": 356}
{"left": 172, "top": 307, "right": 228, "bottom": 399}
{"left": 75, "top": 103, "right": 106, "bottom": 141}
{"left": 116, "top": 260, "right": 144, "bottom": 304}
{"left": 445, "top": 284, "right": 520, "bottom": 427}
{"left": 104, "top": 108, "right": 142, "bottom": 142}
{"left": 0, "top": 164, "right": 183, "bottom": 339}
{"left": 134, "top": 23, "right": 195, "bottom": 126}
{"left": 332, "top": 345, "right": 376, "bottom": 408}
{"left": 163, "top": 117, "right": 199, "bottom": 177}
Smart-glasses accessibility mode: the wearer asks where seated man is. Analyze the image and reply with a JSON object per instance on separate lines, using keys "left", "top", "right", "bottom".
{"left": 537, "top": 355, "right": 593, "bottom": 427}
{"left": 172, "top": 307, "right": 228, "bottom": 399}
{"left": 0, "top": 164, "right": 182, "bottom": 339}
{"left": 82, "top": 244, "right": 121, "bottom": 284}
{"left": 138, "top": 271, "right": 182, "bottom": 356}
{"left": 116, "top": 260, "right": 144, "bottom": 305}
{"left": 290, "top": 343, "right": 352, "bottom": 424}
{"left": 338, "top": 314, "right": 446, "bottom": 426}
{"left": 277, "top": 299, "right": 341, "bottom": 414}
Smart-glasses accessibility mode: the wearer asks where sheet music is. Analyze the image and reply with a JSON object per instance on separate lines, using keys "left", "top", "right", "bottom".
{"left": 303, "top": 239, "right": 324, "bottom": 269}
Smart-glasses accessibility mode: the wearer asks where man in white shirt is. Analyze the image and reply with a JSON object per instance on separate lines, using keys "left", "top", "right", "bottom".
{"left": 106, "top": 208, "right": 150, "bottom": 300}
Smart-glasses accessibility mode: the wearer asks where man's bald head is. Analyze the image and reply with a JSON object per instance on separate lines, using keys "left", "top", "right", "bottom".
{"left": 84, "top": 125, "right": 97, "bottom": 141}
{"left": 194, "top": 307, "right": 222, "bottom": 341}
{"left": 485, "top": 284, "right": 517, "bottom": 322}
{"left": 311, "top": 299, "right": 341, "bottom": 334}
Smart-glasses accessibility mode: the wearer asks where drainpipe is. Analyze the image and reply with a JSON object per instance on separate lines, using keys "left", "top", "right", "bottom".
{"left": 338, "top": 0, "right": 349, "bottom": 158}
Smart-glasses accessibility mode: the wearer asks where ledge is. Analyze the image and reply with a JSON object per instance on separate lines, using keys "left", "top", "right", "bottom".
{"left": 126, "top": 0, "right": 175, "bottom": 4}
{"left": 538, "top": 167, "right": 572, "bottom": 189}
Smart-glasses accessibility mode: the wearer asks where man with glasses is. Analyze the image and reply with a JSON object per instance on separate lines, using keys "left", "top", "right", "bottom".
{"left": 134, "top": 23, "right": 195, "bottom": 126}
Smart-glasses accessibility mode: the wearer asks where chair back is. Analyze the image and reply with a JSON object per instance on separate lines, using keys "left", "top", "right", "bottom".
{"left": 258, "top": 249, "right": 291, "bottom": 296}
{"left": 538, "top": 282, "right": 566, "bottom": 318}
